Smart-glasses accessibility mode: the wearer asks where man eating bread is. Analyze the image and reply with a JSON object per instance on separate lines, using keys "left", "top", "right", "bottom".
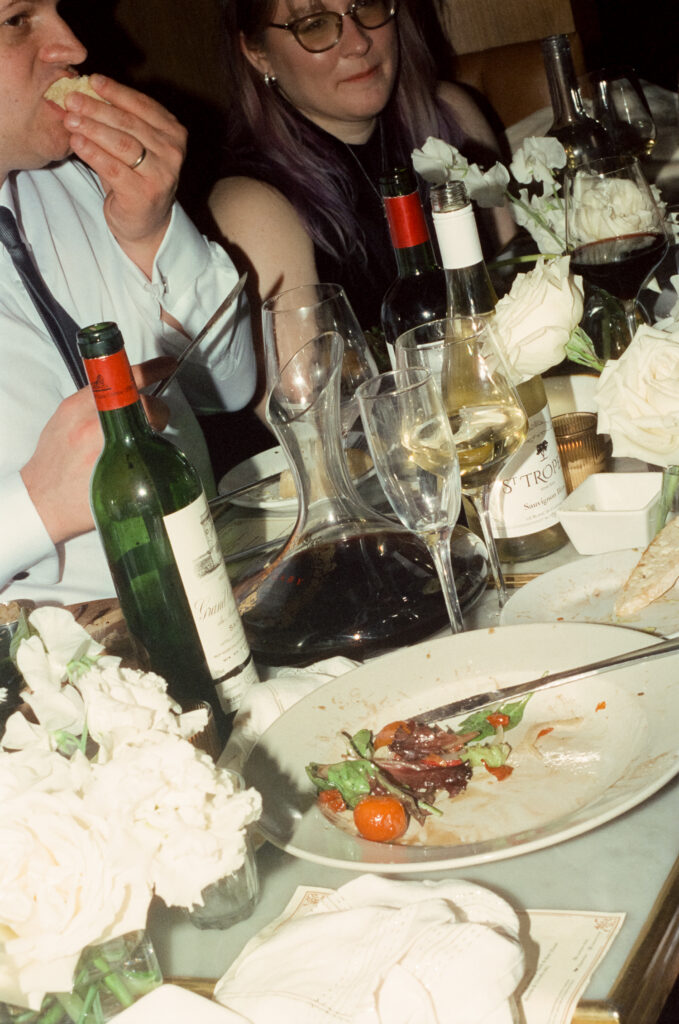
{"left": 0, "top": 0, "right": 256, "bottom": 605}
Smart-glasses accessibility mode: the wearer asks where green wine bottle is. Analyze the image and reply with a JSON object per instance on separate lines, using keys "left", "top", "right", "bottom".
{"left": 77, "top": 322, "right": 257, "bottom": 743}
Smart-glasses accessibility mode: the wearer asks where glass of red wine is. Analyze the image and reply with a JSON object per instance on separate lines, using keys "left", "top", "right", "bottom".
{"left": 565, "top": 154, "right": 669, "bottom": 351}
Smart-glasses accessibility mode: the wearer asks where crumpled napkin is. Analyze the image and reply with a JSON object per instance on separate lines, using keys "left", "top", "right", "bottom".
{"left": 219, "top": 656, "right": 358, "bottom": 772}
{"left": 214, "top": 875, "right": 525, "bottom": 1024}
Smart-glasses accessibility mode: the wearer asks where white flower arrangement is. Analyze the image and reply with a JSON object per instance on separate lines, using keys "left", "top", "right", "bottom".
{"left": 413, "top": 134, "right": 568, "bottom": 254}
{"left": 411, "top": 135, "right": 604, "bottom": 380}
{"left": 0, "top": 607, "right": 262, "bottom": 1012}
{"left": 411, "top": 135, "right": 679, "bottom": 464}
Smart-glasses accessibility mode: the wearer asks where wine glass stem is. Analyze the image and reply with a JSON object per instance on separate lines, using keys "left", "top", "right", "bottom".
{"left": 621, "top": 297, "right": 643, "bottom": 346}
{"left": 424, "top": 529, "right": 464, "bottom": 634}
{"left": 470, "top": 488, "right": 508, "bottom": 608}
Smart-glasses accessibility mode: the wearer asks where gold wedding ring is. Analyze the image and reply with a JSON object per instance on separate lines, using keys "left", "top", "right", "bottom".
{"left": 129, "top": 145, "right": 147, "bottom": 170}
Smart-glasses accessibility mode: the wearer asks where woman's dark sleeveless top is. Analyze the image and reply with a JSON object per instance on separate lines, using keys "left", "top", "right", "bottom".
{"left": 312, "top": 126, "right": 398, "bottom": 337}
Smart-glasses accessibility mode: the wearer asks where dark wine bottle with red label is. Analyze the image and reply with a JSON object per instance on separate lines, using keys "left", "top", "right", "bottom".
{"left": 78, "top": 321, "right": 258, "bottom": 744}
{"left": 380, "top": 167, "right": 447, "bottom": 368}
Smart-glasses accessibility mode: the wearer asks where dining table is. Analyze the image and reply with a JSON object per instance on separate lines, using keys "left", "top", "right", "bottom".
{"left": 142, "top": 423, "right": 679, "bottom": 1024}
{"left": 143, "top": 83, "right": 679, "bottom": 1023}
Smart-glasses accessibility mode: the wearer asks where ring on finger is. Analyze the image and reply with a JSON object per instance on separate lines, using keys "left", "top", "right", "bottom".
{"left": 129, "top": 146, "right": 147, "bottom": 170}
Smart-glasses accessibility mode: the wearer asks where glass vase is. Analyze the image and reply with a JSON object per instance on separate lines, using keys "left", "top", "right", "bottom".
{"left": 656, "top": 465, "right": 679, "bottom": 534}
{"left": 234, "top": 332, "right": 488, "bottom": 665}
{"left": 0, "top": 930, "right": 162, "bottom": 1024}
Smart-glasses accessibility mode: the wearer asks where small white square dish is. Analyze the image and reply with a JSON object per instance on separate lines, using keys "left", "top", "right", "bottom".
{"left": 556, "top": 472, "right": 663, "bottom": 555}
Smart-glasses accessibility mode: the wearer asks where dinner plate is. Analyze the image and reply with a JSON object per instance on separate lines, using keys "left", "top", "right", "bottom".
{"left": 218, "top": 446, "right": 375, "bottom": 513}
{"left": 501, "top": 550, "right": 679, "bottom": 635}
{"left": 244, "top": 622, "right": 679, "bottom": 872}
{"left": 218, "top": 446, "right": 297, "bottom": 513}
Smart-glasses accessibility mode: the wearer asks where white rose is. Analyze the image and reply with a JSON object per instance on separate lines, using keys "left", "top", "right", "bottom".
{"left": 493, "top": 256, "right": 585, "bottom": 384}
{"left": 571, "top": 175, "right": 656, "bottom": 243}
{"left": 76, "top": 663, "right": 183, "bottom": 759}
{"left": 596, "top": 325, "right": 679, "bottom": 464}
{"left": 0, "top": 789, "right": 149, "bottom": 1009}
{"left": 84, "top": 734, "right": 262, "bottom": 908}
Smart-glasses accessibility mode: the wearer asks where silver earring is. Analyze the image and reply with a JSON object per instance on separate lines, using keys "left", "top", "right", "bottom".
{"left": 264, "top": 72, "right": 277, "bottom": 87}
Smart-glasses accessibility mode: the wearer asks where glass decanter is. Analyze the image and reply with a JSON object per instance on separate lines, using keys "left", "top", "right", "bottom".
{"left": 233, "top": 331, "right": 488, "bottom": 666}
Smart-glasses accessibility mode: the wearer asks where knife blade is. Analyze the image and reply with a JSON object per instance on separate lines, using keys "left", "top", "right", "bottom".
{"left": 150, "top": 272, "right": 248, "bottom": 398}
{"left": 413, "top": 634, "right": 679, "bottom": 726}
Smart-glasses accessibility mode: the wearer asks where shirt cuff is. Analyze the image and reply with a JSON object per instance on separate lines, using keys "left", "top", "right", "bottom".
{"left": 0, "top": 473, "right": 58, "bottom": 590}
{"left": 152, "top": 204, "right": 238, "bottom": 334}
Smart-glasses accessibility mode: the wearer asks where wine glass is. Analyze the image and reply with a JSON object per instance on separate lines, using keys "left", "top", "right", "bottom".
{"left": 579, "top": 69, "right": 656, "bottom": 158}
{"left": 565, "top": 154, "right": 669, "bottom": 349}
{"left": 395, "top": 318, "right": 527, "bottom": 608}
{"left": 261, "top": 283, "right": 378, "bottom": 439}
{"left": 356, "top": 367, "right": 465, "bottom": 634}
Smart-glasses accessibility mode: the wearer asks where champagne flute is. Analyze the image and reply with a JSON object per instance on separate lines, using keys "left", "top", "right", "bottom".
{"left": 396, "top": 318, "right": 527, "bottom": 608}
{"left": 356, "top": 367, "right": 465, "bottom": 634}
{"left": 565, "top": 154, "right": 669, "bottom": 349}
{"left": 261, "top": 283, "right": 378, "bottom": 440}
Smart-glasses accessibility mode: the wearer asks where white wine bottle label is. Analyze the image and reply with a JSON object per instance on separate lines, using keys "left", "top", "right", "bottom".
{"left": 488, "top": 405, "right": 567, "bottom": 538}
{"left": 163, "top": 493, "right": 257, "bottom": 709}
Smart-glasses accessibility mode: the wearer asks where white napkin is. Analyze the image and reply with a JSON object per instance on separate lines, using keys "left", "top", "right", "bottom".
{"left": 213, "top": 876, "right": 526, "bottom": 1024}
{"left": 219, "top": 656, "right": 358, "bottom": 772}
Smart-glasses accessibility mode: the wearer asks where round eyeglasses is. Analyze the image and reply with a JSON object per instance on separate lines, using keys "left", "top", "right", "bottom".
{"left": 269, "top": 0, "right": 398, "bottom": 54}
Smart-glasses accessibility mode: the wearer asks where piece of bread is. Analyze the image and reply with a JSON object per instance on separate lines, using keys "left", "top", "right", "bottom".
{"left": 44, "top": 75, "right": 103, "bottom": 108}
{"left": 615, "top": 516, "right": 679, "bottom": 618}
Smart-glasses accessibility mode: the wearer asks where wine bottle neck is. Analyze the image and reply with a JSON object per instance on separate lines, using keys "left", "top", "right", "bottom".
{"left": 541, "top": 34, "right": 586, "bottom": 126}
{"left": 431, "top": 201, "right": 496, "bottom": 318}
{"left": 383, "top": 190, "right": 439, "bottom": 277}
{"left": 81, "top": 346, "right": 154, "bottom": 443}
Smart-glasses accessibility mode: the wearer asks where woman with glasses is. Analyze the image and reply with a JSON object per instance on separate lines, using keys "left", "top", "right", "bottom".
{"left": 208, "top": 0, "right": 515, "bottom": 405}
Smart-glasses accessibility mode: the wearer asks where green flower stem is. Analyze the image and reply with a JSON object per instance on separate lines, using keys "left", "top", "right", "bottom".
{"left": 488, "top": 253, "right": 560, "bottom": 271}
{"left": 74, "top": 983, "right": 99, "bottom": 1024}
{"left": 507, "top": 191, "right": 565, "bottom": 249}
{"left": 17, "top": 1002, "right": 64, "bottom": 1024}
{"left": 121, "top": 970, "right": 161, "bottom": 997}
{"left": 90, "top": 958, "right": 134, "bottom": 1009}
{"left": 55, "top": 992, "right": 85, "bottom": 1023}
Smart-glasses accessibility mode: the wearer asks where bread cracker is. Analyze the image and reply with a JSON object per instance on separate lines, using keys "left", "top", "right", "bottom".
{"left": 615, "top": 516, "right": 679, "bottom": 618}
{"left": 44, "top": 76, "right": 103, "bottom": 108}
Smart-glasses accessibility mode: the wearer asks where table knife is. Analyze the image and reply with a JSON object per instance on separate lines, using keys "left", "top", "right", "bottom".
{"left": 413, "top": 634, "right": 679, "bottom": 726}
{"left": 151, "top": 272, "right": 248, "bottom": 398}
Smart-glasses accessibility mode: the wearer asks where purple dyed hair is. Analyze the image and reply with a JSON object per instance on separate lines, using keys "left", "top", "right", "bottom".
{"left": 219, "top": 0, "right": 466, "bottom": 263}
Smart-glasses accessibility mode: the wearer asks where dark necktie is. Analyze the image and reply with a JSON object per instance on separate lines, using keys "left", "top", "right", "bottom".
{"left": 0, "top": 206, "right": 86, "bottom": 388}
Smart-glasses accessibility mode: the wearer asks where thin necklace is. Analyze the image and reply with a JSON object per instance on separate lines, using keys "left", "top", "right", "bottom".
{"left": 341, "top": 119, "right": 385, "bottom": 205}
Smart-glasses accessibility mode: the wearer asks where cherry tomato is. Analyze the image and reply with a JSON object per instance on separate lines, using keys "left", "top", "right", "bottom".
{"left": 421, "top": 754, "right": 462, "bottom": 767}
{"left": 373, "top": 720, "right": 411, "bottom": 749}
{"left": 318, "top": 789, "right": 346, "bottom": 814}
{"left": 487, "top": 712, "right": 510, "bottom": 728}
{"left": 353, "top": 795, "right": 409, "bottom": 842}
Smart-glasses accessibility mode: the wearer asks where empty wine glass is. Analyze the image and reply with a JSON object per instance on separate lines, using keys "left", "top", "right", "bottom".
{"left": 565, "top": 154, "right": 669, "bottom": 349}
{"left": 579, "top": 68, "right": 656, "bottom": 158}
{"left": 396, "top": 318, "right": 527, "bottom": 608}
{"left": 357, "top": 367, "right": 465, "bottom": 634}
{"left": 261, "top": 283, "right": 378, "bottom": 439}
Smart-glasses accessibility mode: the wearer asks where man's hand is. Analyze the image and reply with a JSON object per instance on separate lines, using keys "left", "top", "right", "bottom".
{"left": 20, "top": 356, "right": 176, "bottom": 546}
{"left": 63, "top": 75, "right": 187, "bottom": 279}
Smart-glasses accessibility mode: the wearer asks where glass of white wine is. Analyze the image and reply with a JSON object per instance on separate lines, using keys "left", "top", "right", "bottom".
{"left": 395, "top": 318, "right": 527, "bottom": 608}
{"left": 356, "top": 367, "right": 465, "bottom": 633}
